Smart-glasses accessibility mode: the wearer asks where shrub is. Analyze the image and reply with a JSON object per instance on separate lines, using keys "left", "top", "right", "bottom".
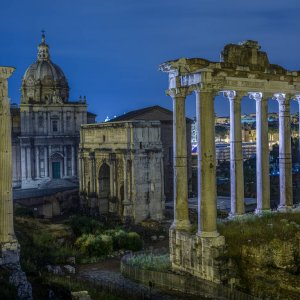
{"left": 67, "top": 216, "right": 104, "bottom": 237}
{"left": 126, "top": 232, "right": 143, "bottom": 251}
{"left": 104, "top": 229, "right": 128, "bottom": 250}
{"left": 75, "top": 234, "right": 113, "bottom": 257}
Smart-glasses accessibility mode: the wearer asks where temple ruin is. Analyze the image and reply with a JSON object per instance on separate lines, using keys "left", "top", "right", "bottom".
{"left": 159, "top": 40, "right": 300, "bottom": 283}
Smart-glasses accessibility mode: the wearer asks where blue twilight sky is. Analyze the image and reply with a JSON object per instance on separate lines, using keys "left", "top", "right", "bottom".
{"left": 0, "top": 0, "right": 300, "bottom": 121}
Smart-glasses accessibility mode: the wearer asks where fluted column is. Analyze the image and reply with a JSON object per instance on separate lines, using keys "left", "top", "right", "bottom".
{"left": 249, "top": 92, "right": 270, "bottom": 213}
{"left": 35, "top": 146, "right": 40, "bottom": 178}
{"left": 0, "top": 66, "right": 15, "bottom": 243}
{"left": 222, "top": 90, "right": 245, "bottom": 216}
{"left": 195, "top": 87, "right": 218, "bottom": 236}
{"left": 274, "top": 93, "right": 293, "bottom": 210}
{"left": 168, "top": 87, "right": 190, "bottom": 231}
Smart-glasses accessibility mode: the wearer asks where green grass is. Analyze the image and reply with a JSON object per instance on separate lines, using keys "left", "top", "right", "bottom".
{"left": 126, "top": 253, "right": 171, "bottom": 271}
{"left": 217, "top": 212, "right": 300, "bottom": 297}
{"left": 218, "top": 212, "right": 300, "bottom": 258}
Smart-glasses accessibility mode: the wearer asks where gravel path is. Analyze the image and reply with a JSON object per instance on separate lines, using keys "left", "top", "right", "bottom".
{"left": 78, "top": 269, "right": 183, "bottom": 300}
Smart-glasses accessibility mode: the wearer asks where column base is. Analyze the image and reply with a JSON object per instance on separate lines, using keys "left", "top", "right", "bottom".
{"left": 197, "top": 230, "right": 220, "bottom": 238}
{"left": 0, "top": 240, "right": 33, "bottom": 300}
{"left": 170, "top": 219, "right": 191, "bottom": 232}
{"left": 0, "top": 240, "right": 20, "bottom": 266}
{"left": 277, "top": 205, "right": 293, "bottom": 213}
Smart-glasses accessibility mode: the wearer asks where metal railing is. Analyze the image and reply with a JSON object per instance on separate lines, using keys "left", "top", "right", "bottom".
{"left": 121, "top": 249, "right": 259, "bottom": 300}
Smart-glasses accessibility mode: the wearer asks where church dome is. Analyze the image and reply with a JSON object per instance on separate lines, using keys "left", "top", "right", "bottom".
{"left": 24, "top": 60, "right": 66, "bottom": 83}
{"left": 21, "top": 32, "right": 69, "bottom": 104}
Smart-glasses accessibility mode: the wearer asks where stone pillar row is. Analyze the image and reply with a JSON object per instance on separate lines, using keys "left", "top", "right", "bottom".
{"left": 169, "top": 85, "right": 295, "bottom": 235}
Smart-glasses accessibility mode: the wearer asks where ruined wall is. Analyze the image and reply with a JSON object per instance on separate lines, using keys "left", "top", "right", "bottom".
{"left": 169, "top": 229, "right": 230, "bottom": 284}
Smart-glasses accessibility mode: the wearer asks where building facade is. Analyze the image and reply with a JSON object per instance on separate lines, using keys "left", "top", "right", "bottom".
{"left": 79, "top": 121, "right": 165, "bottom": 223}
{"left": 112, "top": 105, "right": 192, "bottom": 200}
{"left": 12, "top": 33, "right": 95, "bottom": 189}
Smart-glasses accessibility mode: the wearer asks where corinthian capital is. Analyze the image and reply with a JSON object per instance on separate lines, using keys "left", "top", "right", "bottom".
{"left": 273, "top": 93, "right": 289, "bottom": 104}
{"left": 220, "top": 90, "right": 236, "bottom": 100}
{"left": 166, "top": 87, "right": 189, "bottom": 99}
{"left": 248, "top": 92, "right": 263, "bottom": 102}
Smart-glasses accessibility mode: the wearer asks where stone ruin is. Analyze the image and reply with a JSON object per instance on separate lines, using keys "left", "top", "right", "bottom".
{"left": 159, "top": 40, "right": 300, "bottom": 283}
{"left": 0, "top": 66, "right": 32, "bottom": 299}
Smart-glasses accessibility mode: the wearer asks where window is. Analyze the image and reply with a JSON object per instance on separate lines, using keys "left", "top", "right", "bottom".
{"left": 52, "top": 120, "right": 58, "bottom": 132}
{"left": 103, "top": 135, "right": 106, "bottom": 142}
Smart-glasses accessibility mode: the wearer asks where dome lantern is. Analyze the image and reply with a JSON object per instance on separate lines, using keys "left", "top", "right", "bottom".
{"left": 37, "top": 30, "right": 50, "bottom": 61}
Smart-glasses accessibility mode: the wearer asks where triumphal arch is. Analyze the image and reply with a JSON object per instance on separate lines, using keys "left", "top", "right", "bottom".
{"left": 159, "top": 40, "right": 300, "bottom": 283}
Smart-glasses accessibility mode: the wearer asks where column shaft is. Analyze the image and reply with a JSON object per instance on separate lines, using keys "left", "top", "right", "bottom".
{"left": 195, "top": 89, "right": 218, "bottom": 236}
{"left": 250, "top": 93, "right": 270, "bottom": 212}
{"left": 26, "top": 147, "right": 32, "bottom": 179}
{"left": 0, "top": 93, "right": 15, "bottom": 243}
{"left": 170, "top": 89, "right": 190, "bottom": 231}
{"left": 44, "top": 146, "right": 48, "bottom": 177}
{"left": 64, "top": 146, "right": 68, "bottom": 177}
{"left": 71, "top": 145, "right": 75, "bottom": 176}
{"left": 276, "top": 94, "right": 293, "bottom": 209}
{"left": 35, "top": 146, "right": 40, "bottom": 178}
{"left": 228, "top": 92, "right": 245, "bottom": 215}
{"left": 21, "top": 147, "right": 26, "bottom": 179}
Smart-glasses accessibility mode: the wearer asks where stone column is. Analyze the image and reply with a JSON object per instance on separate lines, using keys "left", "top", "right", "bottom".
{"left": 123, "top": 157, "right": 130, "bottom": 217}
{"left": 63, "top": 146, "right": 68, "bottom": 177}
{"left": 21, "top": 146, "right": 26, "bottom": 180}
{"left": 222, "top": 90, "right": 245, "bottom": 216}
{"left": 35, "top": 146, "right": 40, "bottom": 178}
{"left": 110, "top": 161, "right": 114, "bottom": 197}
{"left": 274, "top": 93, "right": 293, "bottom": 210}
{"left": 44, "top": 146, "right": 49, "bottom": 177}
{"left": 0, "top": 69, "right": 15, "bottom": 243}
{"left": 294, "top": 95, "right": 300, "bottom": 164}
{"left": 168, "top": 88, "right": 190, "bottom": 231}
{"left": 89, "top": 153, "right": 96, "bottom": 193}
{"left": 249, "top": 92, "right": 270, "bottom": 213}
{"left": 195, "top": 88, "right": 218, "bottom": 236}
{"left": 26, "top": 147, "right": 32, "bottom": 180}
{"left": 71, "top": 145, "right": 75, "bottom": 177}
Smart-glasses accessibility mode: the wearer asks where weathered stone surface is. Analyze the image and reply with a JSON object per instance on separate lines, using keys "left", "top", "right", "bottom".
{"left": 79, "top": 121, "right": 164, "bottom": 223}
{"left": 0, "top": 67, "right": 32, "bottom": 300}
{"left": 169, "top": 229, "right": 230, "bottom": 283}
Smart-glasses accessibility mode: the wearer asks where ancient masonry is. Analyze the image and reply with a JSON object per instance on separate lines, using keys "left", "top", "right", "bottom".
{"left": 0, "top": 66, "right": 32, "bottom": 299}
{"left": 79, "top": 121, "right": 164, "bottom": 223}
{"left": 159, "top": 41, "right": 300, "bottom": 283}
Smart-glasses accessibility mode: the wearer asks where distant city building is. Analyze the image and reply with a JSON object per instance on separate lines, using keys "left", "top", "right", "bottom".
{"left": 12, "top": 34, "right": 96, "bottom": 189}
